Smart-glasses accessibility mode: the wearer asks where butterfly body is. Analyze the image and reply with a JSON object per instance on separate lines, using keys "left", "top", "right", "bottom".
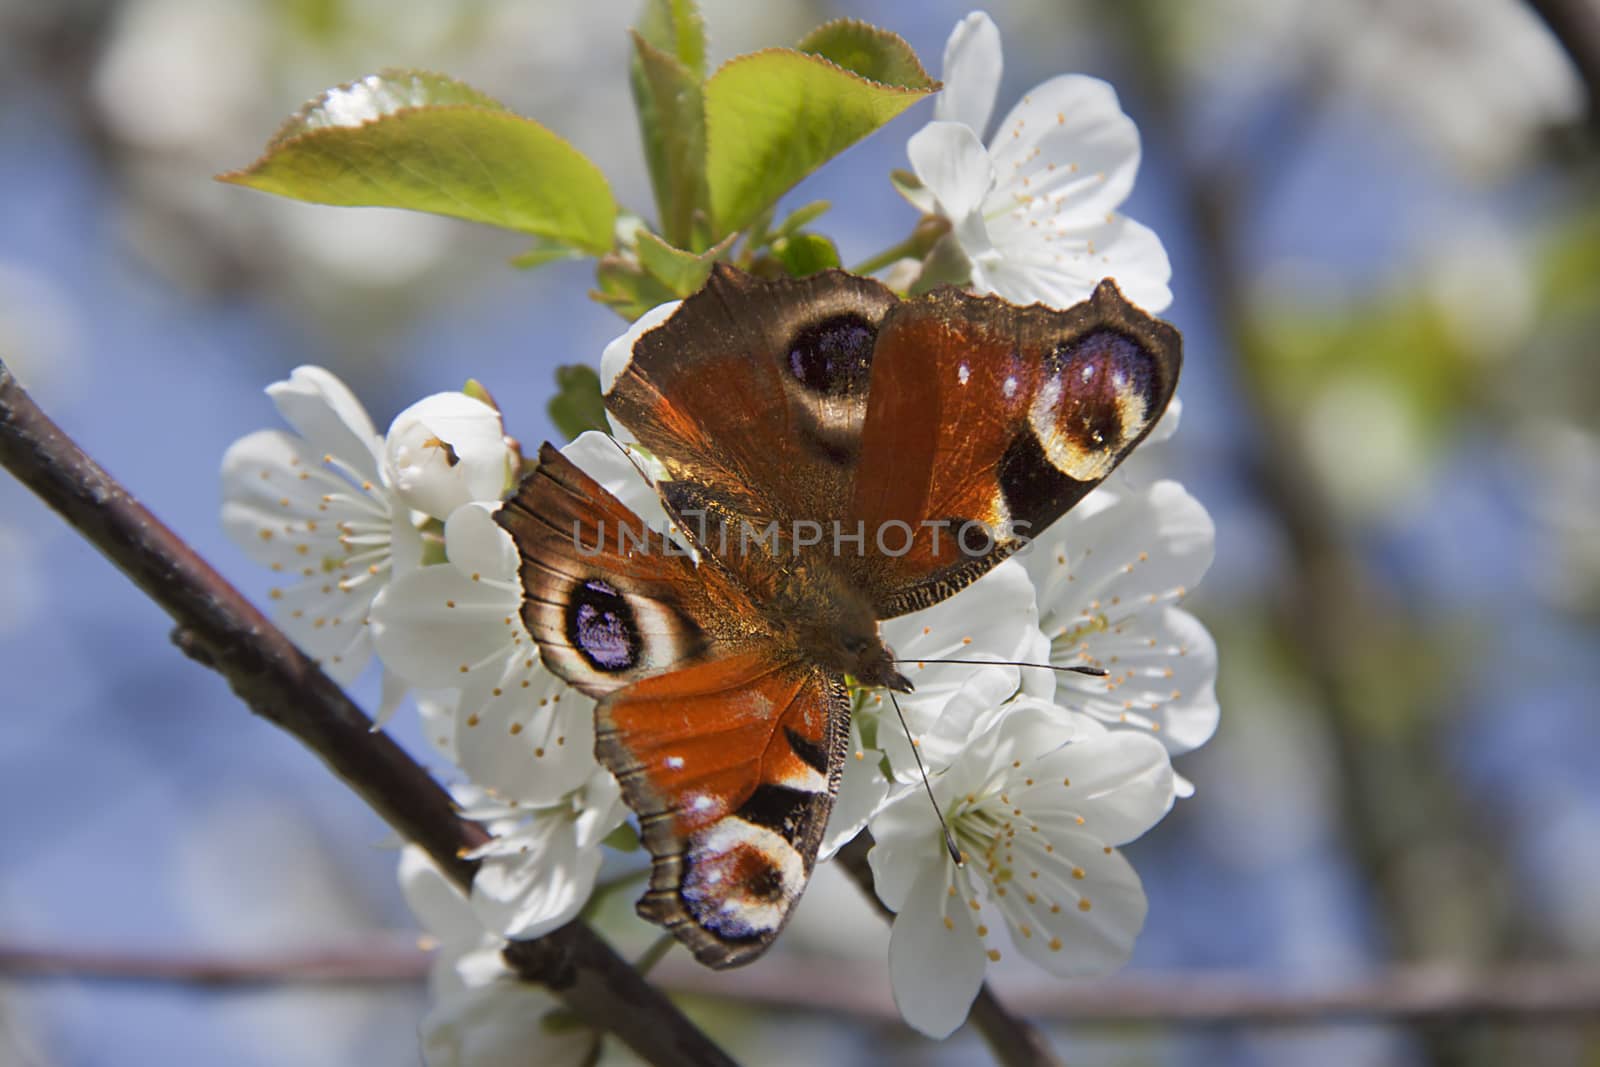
{"left": 497, "top": 266, "right": 1180, "bottom": 967}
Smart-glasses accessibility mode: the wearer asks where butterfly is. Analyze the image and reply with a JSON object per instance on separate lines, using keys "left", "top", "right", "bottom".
{"left": 496, "top": 265, "right": 1180, "bottom": 968}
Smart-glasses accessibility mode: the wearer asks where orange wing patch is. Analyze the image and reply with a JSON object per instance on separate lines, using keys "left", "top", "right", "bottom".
{"left": 597, "top": 651, "right": 848, "bottom": 968}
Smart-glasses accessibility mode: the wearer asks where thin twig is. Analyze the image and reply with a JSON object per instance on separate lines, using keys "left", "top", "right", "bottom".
{"left": 834, "top": 833, "right": 1066, "bottom": 1067}
{"left": 7, "top": 940, "right": 1600, "bottom": 1027}
{"left": 0, "top": 360, "right": 736, "bottom": 1067}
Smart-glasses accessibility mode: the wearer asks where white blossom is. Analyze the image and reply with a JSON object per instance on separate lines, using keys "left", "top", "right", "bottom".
{"left": 1022, "top": 481, "right": 1219, "bottom": 795}
{"left": 221, "top": 367, "right": 513, "bottom": 713}
{"left": 868, "top": 702, "right": 1174, "bottom": 1038}
{"left": 903, "top": 11, "right": 1171, "bottom": 311}
{"left": 398, "top": 848, "right": 598, "bottom": 1067}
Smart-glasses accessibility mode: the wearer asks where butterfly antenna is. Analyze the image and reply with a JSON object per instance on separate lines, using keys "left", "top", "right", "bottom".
{"left": 895, "top": 657, "right": 1108, "bottom": 678}
{"left": 887, "top": 689, "right": 964, "bottom": 868}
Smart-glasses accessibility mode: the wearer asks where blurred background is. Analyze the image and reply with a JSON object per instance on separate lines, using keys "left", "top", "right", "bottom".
{"left": 2, "top": 0, "right": 1598, "bottom": 1064}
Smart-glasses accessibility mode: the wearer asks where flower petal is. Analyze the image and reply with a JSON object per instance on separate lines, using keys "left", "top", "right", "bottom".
{"left": 887, "top": 860, "right": 988, "bottom": 1039}
{"left": 384, "top": 392, "right": 511, "bottom": 520}
{"left": 935, "top": 11, "right": 1004, "bottom": 136}
{"left": 600, "top": 301, "right": 680, "bottom": 443}
{"left": 1029, "top": 480, "right": 1214, "bottom": 615}
{"left": 422, "top": 982, "right": 596, "bottom": 1067}
{"left": 444, "top": 503, "right": 518, "bottom": 582}
{"left": 908, "top": 120, "right": 997, "bottom": 225}
{"left": 1052, "top": 605, "right": 1219, "bottom": 755}
{"left": 265, "top": 366, "right": 382, "bottom": 484}
{"left": 455, "top": 660, "right": 597, "bottom": 806}
{"left": 369, "top": 564, "right": 519, "bottom": 689}
{"left": 470, "top": 818, "right": 603, "bottom": 940}
{"left": 399, "top": 846, "right": 486, "bottom": 953}
{"left": 1024, "top": 731, "right": 1175, "bottom": 846}
{"left": 985, "top": 75, "right": 1140, "bottom": 221}
{"left": 1000, "top": 822, "right": 1148, "bottom": 977}
{"left": 976, "top": 211, "right": 1172, "bottom": 313}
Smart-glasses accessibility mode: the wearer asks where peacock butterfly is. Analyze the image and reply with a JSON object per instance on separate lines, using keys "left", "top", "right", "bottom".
{"left": 496, "top": 265, "right": 1180, "bottom": 967}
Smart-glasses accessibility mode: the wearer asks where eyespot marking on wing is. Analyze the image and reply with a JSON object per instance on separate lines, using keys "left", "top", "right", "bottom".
{"left": 679, "top": 818, "right": 807, "bottom": 941}
{"left": 786, "top": 313, "right": 877, "bottom": 396}
{"left": 564, "top": 578, "right": 641, "bottom": 673}
{"left": 1028, "top": 330, "right": 1154, "bottom": 481}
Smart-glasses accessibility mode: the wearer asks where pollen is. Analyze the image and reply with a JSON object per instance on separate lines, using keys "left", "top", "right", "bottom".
{"left": 471, "top": 573, "right": 481, "bottom": 581}
{"left": 943, "top": 916, "right": 954, "bottom": 931}
{"left": 534, "top": 747, "right": 545, "bottom": 757}
{"left": 1061, "top": 777, "right": 1071, "bottom": 787}
{"left": 459, "top": 664, "right": 469, "bottom": 674}
{"left": 987, "top": 948, "right": 1002, "bottom": 962}
{"left": 1049, "top": 937, "right": 1062, "bottom": 952}
{"left": 466, "top": 714, "right": 480, "bottom": 727}
{"left": 492, "top": 688, "right": 503, "bottom": 697}
{"left": 269, "top": 589, "right": 282, "bottom": 600}
{"left": 509, "top": 722, "right": 522, "bottom": 735}
{"left": 258, "top": 529, "right": 274, "bottom": 541}
{"left": 976, "top": 923, "right": 988, "bottom": 937}
{"left": 1078, "top": 898, "right": 1092, "bottom": 912}
{"left": 1072, "top": 867, "right": 1086, "bottom": 880}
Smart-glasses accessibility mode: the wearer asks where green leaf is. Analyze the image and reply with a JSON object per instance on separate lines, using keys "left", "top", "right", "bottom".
{"left": 547, "top": 364, "right": 609, "bottom": 440}
{"left": 704, "top": 47, "right": 937, "bottom": 239}
{"left": 223, "top": 70, "right": 618, "bottom": 254}
{"left": 772, "top": 199, "right": 831, "bottom": 239}
{"left": 635, "top": 231, "right": 732, "bottom": 295}
{"left": 630, "top": 32, "right": 709, "bottom": 250}
{"left": 510, "top": 240, "right": 587, "bottom": 270}
{"left": 796, "top": 19, "right": 937, "bottom": 91}
{"left": 593, "top": 254, "right": 682, "bottom": 321}
{"left": 771, "top": 232, "right": 841, "bottom": 276}
{"left": 634, "top": 0, "right": 706, "bottom": 78}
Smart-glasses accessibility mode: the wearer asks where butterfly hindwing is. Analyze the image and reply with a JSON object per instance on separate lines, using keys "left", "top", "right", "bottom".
{"left": 497, "top": 444, "right": 851, "bottom": 967}
{"left": 598, "top": 651, "right": 849, "bottom": 968}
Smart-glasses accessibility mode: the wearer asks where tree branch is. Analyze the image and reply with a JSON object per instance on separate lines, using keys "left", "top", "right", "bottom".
{"left": 0, "top": 359, "right": 736, "bottom": 1067}
{"left": 8, "top": 939, "right": 1600, "bottom": 1026}
{"left": 1525, "top": 0, "right": 1600, "bottom": 127}
{"left": 834, "top": 833, "right": 1066, "bottom": 1067}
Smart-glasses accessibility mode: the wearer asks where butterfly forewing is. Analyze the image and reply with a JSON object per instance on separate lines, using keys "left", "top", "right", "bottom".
{"left": 846, "top": 279, "right": 1182, "bottom": 616}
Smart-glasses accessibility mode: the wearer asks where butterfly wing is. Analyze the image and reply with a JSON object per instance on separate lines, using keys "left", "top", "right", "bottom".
{"left": 845, "top": 279, "right": 1182, "bottom": 616}
{"left": 604, "top": 265, "right": 896, "bottom": 568}
{"left": 497, "top": 445, "right": 850, "bottom": 967}
{"left": 599, "top": 651, "right": 848, "bottom": 968}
